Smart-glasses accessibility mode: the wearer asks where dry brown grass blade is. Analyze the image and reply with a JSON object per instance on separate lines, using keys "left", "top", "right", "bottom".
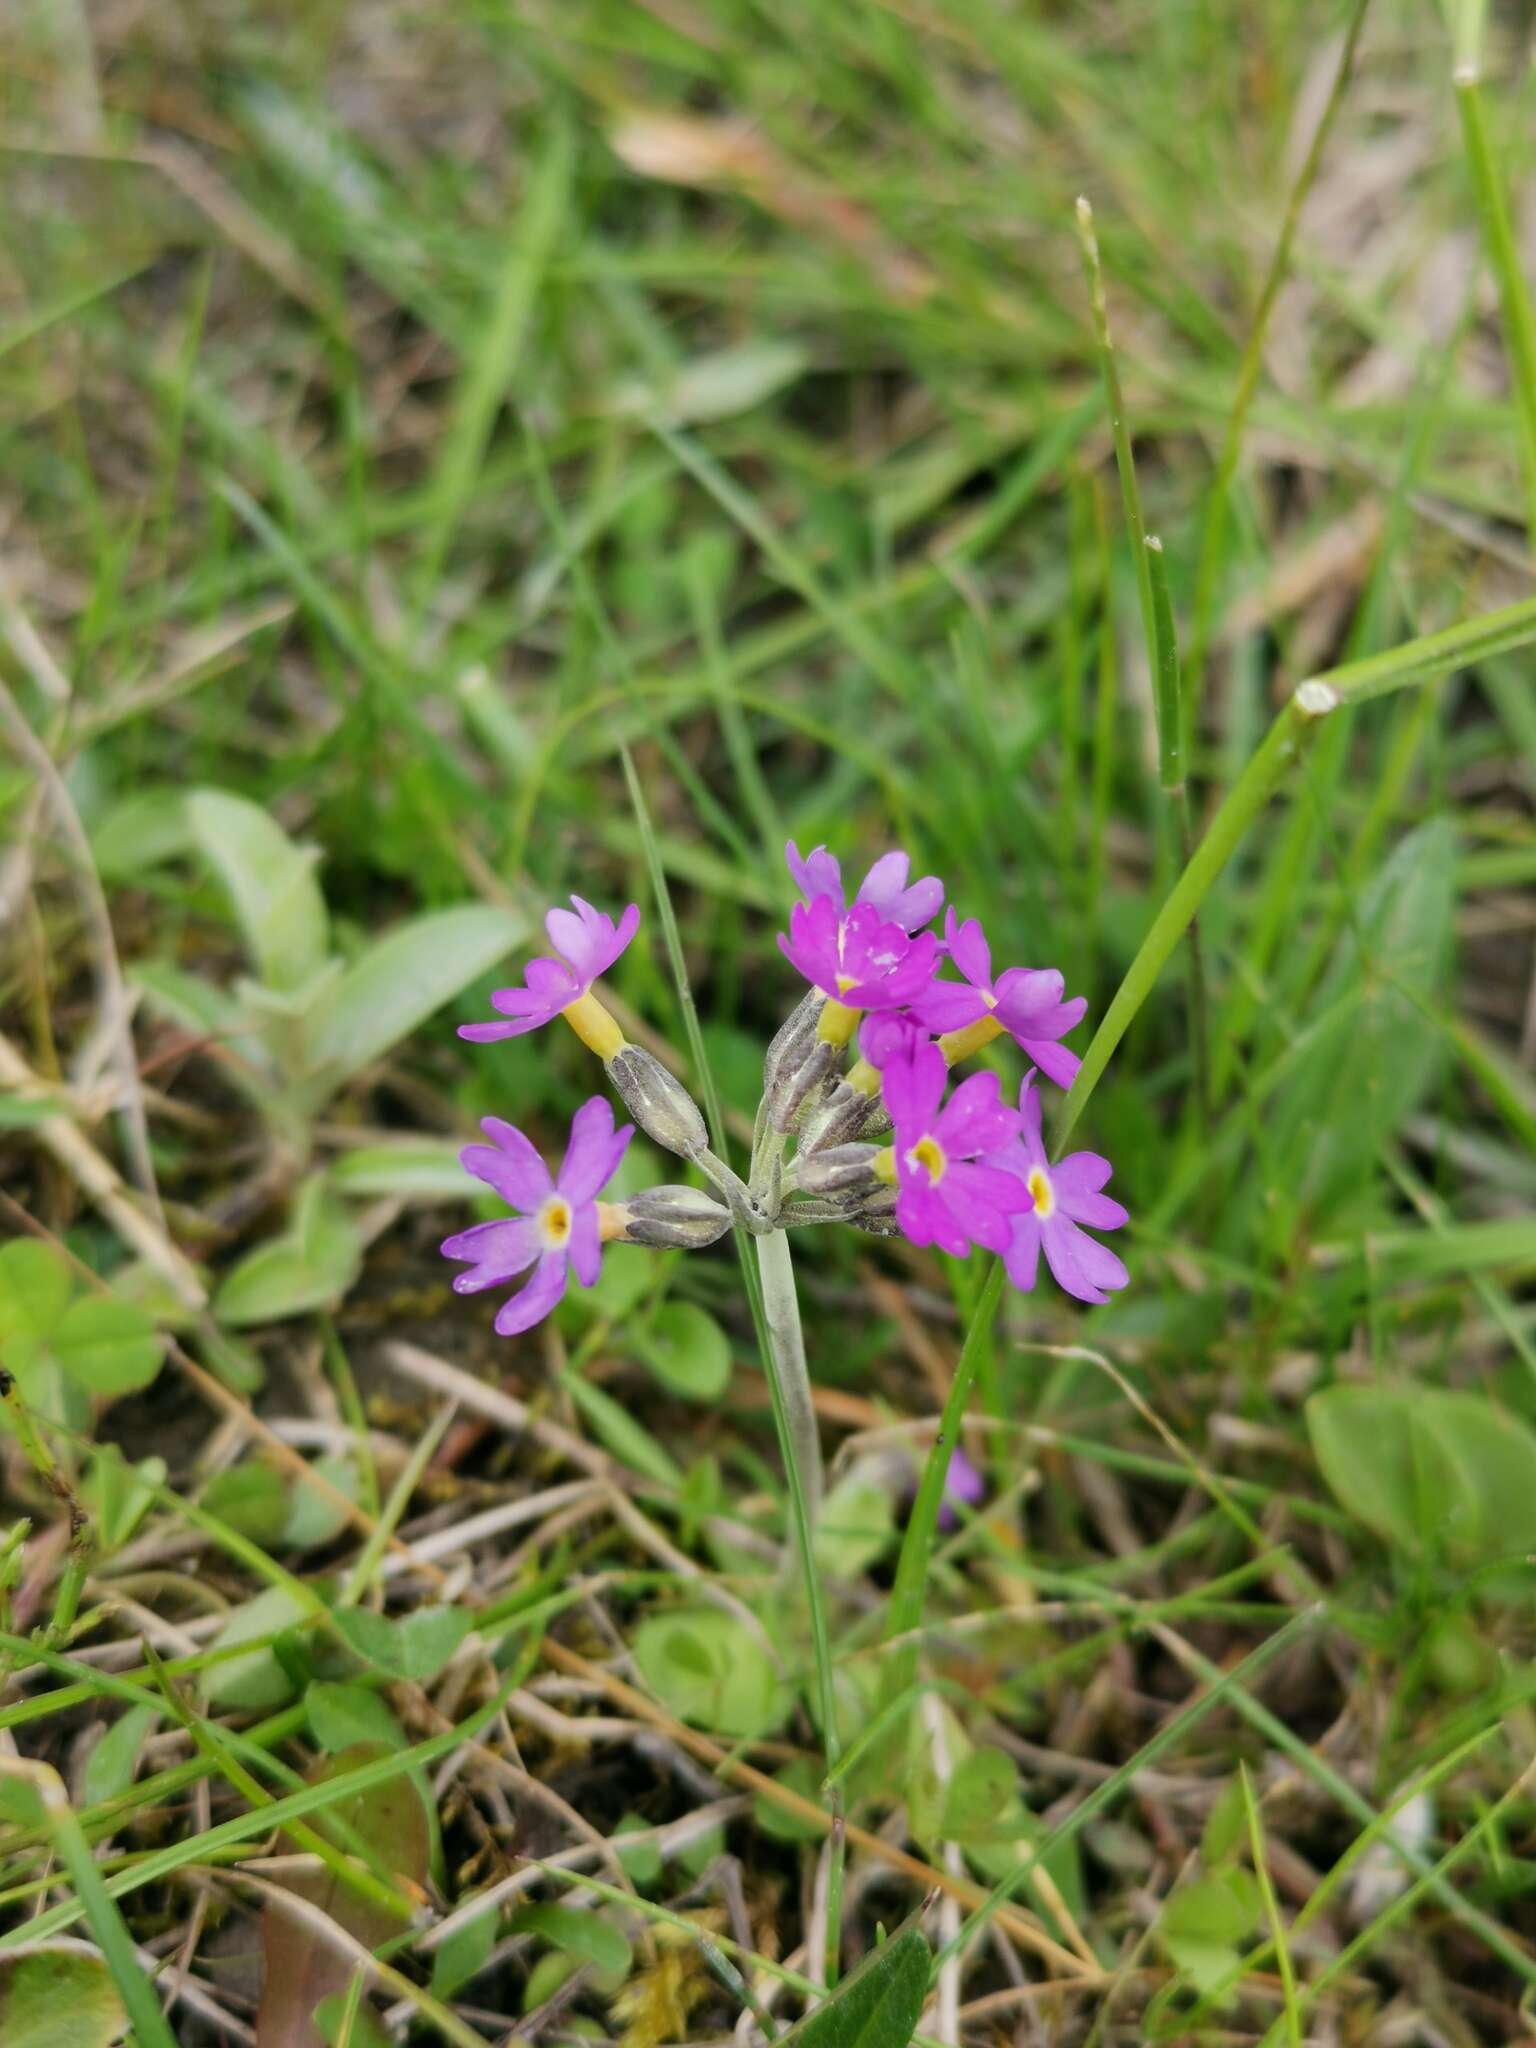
{"left": 538, "top": 1637, "right": 1102, "bottom": 1983}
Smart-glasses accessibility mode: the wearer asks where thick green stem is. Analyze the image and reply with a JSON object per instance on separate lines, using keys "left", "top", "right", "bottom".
{"left": 754, "top": 1228, "right": 822, "bottom": 1532}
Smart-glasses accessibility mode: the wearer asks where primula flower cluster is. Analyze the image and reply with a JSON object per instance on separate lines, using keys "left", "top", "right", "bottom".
{"left": 443, "top": 845, "right": 1129, "bottom": 1336}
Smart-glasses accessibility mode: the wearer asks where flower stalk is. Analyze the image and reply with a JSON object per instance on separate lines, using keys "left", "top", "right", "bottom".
{"left": 753, "top": 1224, "right": 823, "bottom": 1527}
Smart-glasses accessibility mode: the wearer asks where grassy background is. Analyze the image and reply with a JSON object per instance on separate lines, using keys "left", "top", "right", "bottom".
{"left": 3, "top": 0, "right": 1536, "bottom": 2041}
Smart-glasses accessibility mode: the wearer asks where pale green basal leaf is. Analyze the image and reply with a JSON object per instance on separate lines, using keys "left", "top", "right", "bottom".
{"left": 50, "top": 1298, "right": 163, "bottom": 1397}
{"left": 201, "top": 1464, "right": 290, "bottom": 1544}
{"left": 186, "top": 787, "right": 330, "bottom": 992}
{"left": 616, "top": 338, "right": 808, "bottom": 424}
{"left": 331, "top": 1605, "right": 472, "bottom": 1682}
{"left": 635, "top": 1300, "right": 732, "bottom": 1402}
{"left": 1306, "top": 1384, "right": 1444, "bottom": 1557}
{"left": 632, "top": 1609, "right": 791, "bottom": 1741}
{"left": 305, "top": 904, "right": 525, "bottom": 1082}
{"left": 306, "top": 1682, "right": 408, "bottom": 1755}
{"left": 814, "top": 1472, "right": 896, "bottom": 1581}
{"left": 90, "top": 787, "right": 191, "bottom": 881}
{"left": 83, "top": 1454, "right": 166, "bottom": 1553}
{"left": 1159, "top": 1869, "right": 1262, "bottom": 1997}
{"left": 431, "top": 1903, "right": 496, "bottom": 2000}
{"left": 0, "top": 1243, "right": 71, "bottom": 1350}
{"left": 213, "top": 1178, "right": 363, "bottom": 1327}
{"left": 282, "top": 1454, "right": 362, "bottom": 1550}
{"left": 82, "top": 1705, "right": 159, "bottom": 1810}
{"left": 781, "top": 1924, "right": 929, "bottom": 2048}
{"left": 203, "top": 1584, "right": 316, "bottom": 1709}
{"left": 1306, "top": 1383, "right": 1536, "bottom": 1567}
{"left": 1270, "top": 818, "right": 1455, "bottom": 1228}
{"left": 613, "top": 1811, "right": 666, "bottom": 1883}
{"left": 506, "top": 1904, "right": 631, "bottom": 1989}
{"left": 0, "top": 1943, "right": 128, "bottom": 2048}
{"left": 330, "top": 1140, "right": 469, "bottom": 1199}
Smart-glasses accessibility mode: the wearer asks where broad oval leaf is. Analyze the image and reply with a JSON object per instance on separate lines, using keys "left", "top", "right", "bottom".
{"left": 632, "top": 1608, "right": 791, "bottom": 1740}
{"left": 82, "top": 1704, "right": 159, "bottom": 1810}
{"left": 305, "top": 904, "right": 526, "bottom": 1082}
{"left": 186, "top": 787, "right": 329, "bottom": 992}
{"left": 329, "top": 1140, "right": 469, "bottom": 1200}
{"left": 331, "top": 1605, "right": 472, "bottom": 1682}
{"left": 213, "top": 1183, "right": 363, "bottom": 1327}
{"left": 1307, "top": 1383, "right": 1536, "bottom": 1566}
{"left": 635, "top": 1300, "right": 731, "bottom": 1402}
{"left": 507, "top": 1903, "right": 631, "bottom": 1989}
{"left": 50, "top": 1298, "right": 162, "bottom": 1397}
{"left": 784, "top": 1925, "right": 929, "bottom": 2048}
{"left": 0, "top": 1243, "right": 70, "bottom": 1347}
{"left": 0, "top": 1943, "right": 128, "bottom": 2048}
{"left": 203, "top": 1583, "right": 316, "bottom": 1709}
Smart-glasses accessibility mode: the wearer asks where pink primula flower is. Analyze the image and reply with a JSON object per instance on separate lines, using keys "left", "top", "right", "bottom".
{"left": 786, "top": 841, "right": 943, "bottom": 935}
{"left": 884, "top": 1041, "right": 1030, "bottom": 1256}
{"left": 461, "top": 896, "right": 640, "bottom": 1044}
{"left": 441, "top": 1097, "right": 633, "bottom": 1334}
{"left": 915, "top": 909, "right": 1087, "bottom": 1088}
{"left": 1001, "top": 1074, "right": 1129, "bottom": 1306}
{"left": 778, "top": 896, "right": 938, "bottom": 1012}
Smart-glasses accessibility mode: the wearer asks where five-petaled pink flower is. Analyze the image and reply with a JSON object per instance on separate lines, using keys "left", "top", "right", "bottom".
{"left": 914, "top": 910, "right": 1087, "bottom": 1088}
{"left": 779, "top": 896, "right": 938, "bottom": 1012}
{"left": 786, "top": 841, "right": 944, "bottom": 935}
{"left": 885, "top": 1042, "right": 1030, "bottom": 1256}
{"left": 857, "top": 1010, "right": 931, "bottom": 1070}
{"left": 441, "top": 1098, "right": 633, "bottom": 1334}
{"left": 1001, "top": 1074, "right": 1128, "bottom": 1306}
{"left": 461, "top": 896, "right": 640, "bottom": 1044}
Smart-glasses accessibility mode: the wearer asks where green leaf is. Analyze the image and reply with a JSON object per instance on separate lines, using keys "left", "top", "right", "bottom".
{"left": 1160, "top": 1869, "right": 1262, "bottom": 1995}
{"left": 632, "top": 1609, "right": 791, "bottom": 1740}
{"left": 186, "top": 787, "right": 329, "bottom": 992}
{"left": 613, "top": 1812, "right": 665, "bottom": 1886}
{"left": 90, "top": 788, "right": 191, "bottom": 881}
{"left": 82, "top": 1705, "right": 159, "bottom": 1809}
{"left": 1271, "top": 818, "right": 1455, "bottom": 1224}
{"left": 0, "top": 1243, "right": 71, "bottom": 1355}
{"left": 305, "top": 904, "right": 525, "bottom": 1081}
{"left": 617, "top": 338, "right": 808, "bottom": 424}
{"left": 562, "top": 1372, "right": 683, "bottom": 1488}
{"left": 314, "top": 1994, "right": 391, "bottom": 2048}
{"left": 201, "top": 1465, "right": 290, "bottom": 1545}
{"left": 506, "top": 1904, "right": 631, "bottom": 1989}
{"left": 781, "top": 1925, "right": 929, "bottom": 2048}
{"left": 213, "top": 1179, "right": 363, "bottom": 1326}
{"left": 203, "top": 1584, "right": 316, "bottom": 1709}
{"left": 1423, "top": 1388, "right": 1536, "bottom": 1562}
{"left": 83, "top": 1454, "right": 165, "bottom": 1553}
{"left": 753, "top": 1759, "right": 826, "bottom": 1844}
{"left": 306, "top": 1682, "right": 408, "bottom": 1756}
{"left": 0, "top": 1944, "right": 128, "bottom": 2047}
{"left": 431, "top": 1904, "right": 497, "bottom": 2000}
{"left": 1200, "top": 1776, "right": 1249, "bottom": 1867}
{"left": 581, "top": 1246, "right": 653, "bottom": 1320}
{"left": 329, "top": 1140, "right": 470, "bottom": 1200}
{"left": 331, "top": 1606, "right": 472, "bottom": 1682}
{"left": 1307, "top": 1383, "right": 1536, "bottom": 1565}
{"left": 50, "top": 1299, "right": 162, "bottom": 1397}
{"left": 282, "top": 1455, "right": 361, "bottom": 1551}
{"left": 815, "top": 1473, "right": 896, "bottom": 1580}
{"left": 941, "top": 1747, "right": 1023, "bottom": 1845}
{"left": 635, "top": 1300, "right": 731, "bottom": 1401}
